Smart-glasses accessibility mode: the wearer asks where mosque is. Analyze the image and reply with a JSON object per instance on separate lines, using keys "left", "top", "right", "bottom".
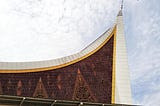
{"left": 0, "top": 3, "right": 133, "bottom": 106}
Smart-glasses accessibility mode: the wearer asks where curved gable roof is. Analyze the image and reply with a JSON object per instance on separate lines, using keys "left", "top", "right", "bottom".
{"left": 0, "top": 25, "right": 116, "bottom": 73}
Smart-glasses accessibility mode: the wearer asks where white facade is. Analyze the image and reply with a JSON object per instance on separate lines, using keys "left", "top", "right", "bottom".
{"left": 114, "top": 11, "right": 132, "bottom": 104}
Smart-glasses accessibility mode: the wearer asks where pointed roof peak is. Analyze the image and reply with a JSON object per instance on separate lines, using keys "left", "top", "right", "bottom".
{"left": 121, "top": 0, "right": 124, "bottom": 11}
{"left": 117, "top": 0, "right": 124, "bottom": 16}
{"left": 117, "top": 10, "right": 123, "bottom": 16}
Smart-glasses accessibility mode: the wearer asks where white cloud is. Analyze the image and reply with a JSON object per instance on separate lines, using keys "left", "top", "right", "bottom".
{"left": 0, "top": 0, "right": 120, "bottom": 62}
{"left": 124, "top": 0, "right": 160, "bottom": 105}
{"left": 141, "top": 92, "right": 160, "bottom": 106}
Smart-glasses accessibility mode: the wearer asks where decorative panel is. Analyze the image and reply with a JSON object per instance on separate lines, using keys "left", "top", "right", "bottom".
{"left": 0, "top": 35, "right": 114, "bottom": 103}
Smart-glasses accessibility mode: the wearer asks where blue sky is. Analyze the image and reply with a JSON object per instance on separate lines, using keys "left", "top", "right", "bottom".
{"left": 124, "top": 0, "right": 160, "bottom": 105}
{"left": 0, "top": 0, "right": 160, "bottom": 105}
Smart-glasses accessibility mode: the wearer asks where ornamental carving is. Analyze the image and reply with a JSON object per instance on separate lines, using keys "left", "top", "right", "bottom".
{"left": 73, "top": 69, "right": 96, "bottom": 102}
{"left": 0, "top": 35, "right": 114, "bottom": 103}
{"left": 33, "top": 77, "right": 48, "bottom": 98}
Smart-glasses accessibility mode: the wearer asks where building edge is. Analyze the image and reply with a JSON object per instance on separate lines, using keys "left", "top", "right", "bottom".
{"left": 113, "top": 10, "right": 132, "bottom": 104}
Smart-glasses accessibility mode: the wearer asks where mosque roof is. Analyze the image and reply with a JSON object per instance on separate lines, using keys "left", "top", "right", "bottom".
{"left": 0, "top": 25, "right": 116, "bottom": 73}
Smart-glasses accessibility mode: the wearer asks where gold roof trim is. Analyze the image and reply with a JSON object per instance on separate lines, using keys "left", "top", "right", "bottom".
{"left": 0, "top": 26, "right": 116, "bottom": 73}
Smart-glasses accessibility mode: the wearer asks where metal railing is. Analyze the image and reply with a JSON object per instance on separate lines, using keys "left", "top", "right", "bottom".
{"left": 0, "top": 95, "right": 137, "bottom": 106}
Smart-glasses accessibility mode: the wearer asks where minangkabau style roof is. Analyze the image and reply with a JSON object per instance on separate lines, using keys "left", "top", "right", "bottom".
{"left": 0, "top": 10, "right": 133, "bottom": 105}
{"left": 0, "top": 26, "right": 115, "bottom": 73}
